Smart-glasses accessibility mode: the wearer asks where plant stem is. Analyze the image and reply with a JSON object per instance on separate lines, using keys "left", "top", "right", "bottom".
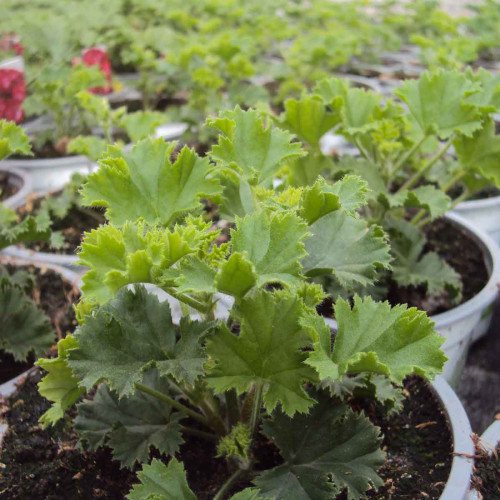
{"left": 249, "top": 383, "right": 263, "bottom": 437}
{"left": 409, "top": 208, "right": 427, "bottom": 226}
{"left": 449, "top": 187, "right": 471, "bottom": 210}
{"left": 179, "top": 425, "right": 218, "bottom": 442}
{"left": 164, "top": 287, "right": 210, "bottom": 314}
{"left": 225, "top": 389, "right": 240, "bottom": 430}
{"left": 213, "top": 468, "right": 248, "bottom": 500}
{"left": 442, "top": 171, "right": 466, "bottom": 193}
{"left": 397, "top": 135, "right": 455, "bottom": 193}
{"left": 135, "top": 382, "right": 210, "bottom": 428}
{"left": 392, "top": 134, "right": 427, "bottom": 176}
{"left": 353, "top": 137, "right": 372, "bottom": 162}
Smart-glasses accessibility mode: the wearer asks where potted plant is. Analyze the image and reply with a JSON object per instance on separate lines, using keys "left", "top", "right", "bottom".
{"left": 266, "top": 71, "right": 500, "bottom": 385}
{"left": 6, "top": 135, "right": 473, "bottom": 498}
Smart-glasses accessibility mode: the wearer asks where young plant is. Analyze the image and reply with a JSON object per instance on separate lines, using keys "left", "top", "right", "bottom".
{"left": 36, "top": 130, "right": 445, "bottom": 499}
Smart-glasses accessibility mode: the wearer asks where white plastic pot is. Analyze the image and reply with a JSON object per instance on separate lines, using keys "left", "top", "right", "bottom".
{"left": 0, "top": 155, "right": 95, "bottom": 193}
{"left": 324, "top": 213, "right": 500, "bottom": 388}
{"left": 0, "top": 166, "right": 31, "bottom": 208}
{"left": 453, "top": 195, "right": 500, "bottom": 246}
{"left": 467, "top": 419, "right": 500, "bottom": 499}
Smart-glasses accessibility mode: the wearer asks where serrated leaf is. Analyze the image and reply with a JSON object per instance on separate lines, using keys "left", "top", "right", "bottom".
{"left": 76, "top": 370, "right": 184, "bottom": 468}
{"left": 306, "top": 295, "right": 446, "bottom": 384}
{"left": 215, "top": 252, "right": 257, "bottom": 299}
{"left": 255, "top": 393, "right": 384, "bottom": 500}
{"left": 0, "top": 120, "right": 32, "bottom": 160}
{"left": 394, "top": 70, "right": 482, "bottom": 139}
{"left": 0, "top": 277, "right": 54, "bottom": 361}
{"left": 465, "top": 68, "right": 500, "bottom": 112}
{"left": 454, "top": 118, "right": 500, "bottom": 187}
{"left": 278, "top": 95, "right": 338, "bottom": 149}
{"left": 68, "top": 286, "right": 210, "bottom": 396}
{"left": 36, "top": 336, "right": 85, "bottom": 428}
{"left": 81, "top": 138, "right": 221, "bottom": 226}
{"left": 231, "top": 211, "right": 308, "bottom": 288}
{"left": 387, "top": 220, "right": 462, "bottom": 296}
{"left": 68, "top": 136, "right": 107, "bottom": 162}
{"left": 207, "top": 290, "right": 316, "bottom": 416}
{"left": 230, "top": 489, "right": 270, "bottom": 500}
{"left": 302, "top": 211, "right": 391, "bottom": 288}
{"left": 327, "top": 174, "right": 369, "bottom": 214}
{"left": 208, "top": 106, "right": 305, "bottom": 185}
{"left": 0, "top": 216, "right": 52, "bottom": 252}
{"left": 77, "top": 222, "right": 197, "bottom": 304}
{"left": 120, "top": 110, "right": 168, "bottom": 142}
{"left": 298, "top": 178, "right": 341, "bottom": 224}
{"left": 287, "top": 153, "right": 334, "bottom": 188}
{"left": 127, "top": 459, "right": 196, "bottom": 500}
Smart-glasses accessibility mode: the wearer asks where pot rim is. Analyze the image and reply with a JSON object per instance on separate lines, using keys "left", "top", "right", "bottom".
{"left": 454, "top": 193, "right": 500, "bottom": 211}
{"left": 1, "top": 154, "right": 93, "bottom": 170}
{"left": 0, "top": 166, "right": 32, "bottom": 208}
{"left": 324, "top": 212, "right": 500, "bottom": 329}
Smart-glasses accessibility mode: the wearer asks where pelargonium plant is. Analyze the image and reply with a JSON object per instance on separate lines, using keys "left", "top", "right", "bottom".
{"left": 73, "top": 46, "right": 113, "bottom": 94}
{"left": 0, "top": 67, "right": 26, "bottom": 123}
{"left": 36, "top": 115, "right": 445, "bottom": 499}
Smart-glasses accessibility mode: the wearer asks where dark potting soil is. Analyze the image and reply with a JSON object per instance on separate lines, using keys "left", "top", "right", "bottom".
{"left": 17, "top": 194, "right": 104, "bottom": 255}
{"left": 459, "top": 298, "right": 500, "bottom": 433}
{"left": 471, "top": 437, "right": 500, "bottom": 499}
{"left": 0, "top": 375, "right": 452, "bottom": 499}
{"left": 318, "top": 217, "right": 489, "bottom": 318}
{"left": 0, "top": 264, "right": 79, "bottom": 384}
{"left": 0, "top": 171, "right": 19, "bottom": 202}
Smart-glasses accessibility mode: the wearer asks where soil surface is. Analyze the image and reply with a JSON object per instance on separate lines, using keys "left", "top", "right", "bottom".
{"left": 0, "top": 375, "right": 451, "bottom": 499}
{"left": 459, "top": 298, "right": 500, "bottom": 433}
{"left": 318, "top": 217, "right": 489, "bottom": 318}
{"left": 0, "top": 263, "right": 79, "bottom": 383}
{"left": 0, "top": 171, "right": 19, "bottom": 202}
{"left": 17, "top": 194, "right": 104, "bottom": 255}
{"left": 471, "top": 438, "right": 500, "bottom": 499}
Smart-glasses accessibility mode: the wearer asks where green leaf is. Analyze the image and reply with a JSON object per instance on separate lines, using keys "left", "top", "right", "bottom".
{"left": 208, "top": 106, "right": 305, "bottom": 185}
{"left": 36, "top": 336, "right": 85, "bottom": 428}
{"left": 327, "top": 174, "right": 369, "bottom": 214}
{"left": 215, "top": 252, "right": 257, "bottom": 299}
{"left": 76, "top": 371, "right": 184, "bottom": 468}
{"left": 255, "top": 393, "right": 384, "bottom": 500}
{"left": 387, "top": 220, "right": 462, "bottom": 296}
{"left": 0, "top": 276, "right": 54, "bottom": 361}
{"left": 454, "top": 118, "right": 500, "bottom": 187}
{"left": 207, "top": 290, "right": 316, "bottom": 416}
{"left": 77, "top": 222, "right": 197, "bottom": 304}
{"left": 81, "top": 138, "right": 221, "bottom": 226}
{"left": 306, "top": 295, "right": 446, "bottom": 384}
{"left": 394, "top": 70, "right": 482, "bottom": 139}
{"left": 230, "top": 489, "right": 269, "bottom": 500}
{"left": 120, "top": 111, "right": 168, "bottom": 143}
{"left": 127, "top": 459, "right": 196, "bottom": 500}
{"left": 0, "top": 216, "right": 52, "bottom": 252}
{"left": 287, "top": 153, "right": 334, "bottom": 188}
{"left": 0, "top": 120, "right": 32, "bottom": 160}
{"left": 278, "top": 95, "right": 338, "bottom": 149}
{"left": 465, "top": 68, "right": 500, "bottom": 113}
{"left": 298, "top": 178, "right": 341, "bottom": 224}
{"left": 302, "top": 211, "right": 391, "bottom": 288}
{"left": 69, "top": 286, "right": 210, "bottom": 396}
{"left": 231, "top": 211, "right": 309, "bottom": 288}
{"left": 68, "top": 135, "right": 107, "bottom": 162}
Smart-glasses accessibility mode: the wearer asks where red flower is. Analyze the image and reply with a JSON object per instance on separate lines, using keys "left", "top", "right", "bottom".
{"left": 0, "top": 34, "right": 24, "bottom": 55}
{"left": 74, "top": 47, "right": 112, "bottom": 94}
{"left": 0, "top": 68, "right": 25, "bottom": 123}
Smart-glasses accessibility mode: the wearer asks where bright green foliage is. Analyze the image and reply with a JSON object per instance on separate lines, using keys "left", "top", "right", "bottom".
{"left": 465, "top": 68, "right": 500, "bottom": 112}
{"left": 215, "top": 252, "right": 257, "bottom": 299}
{"left": 306, "top": 296, "right": 446, "bottom": 384}
{"left": 229, "top": 490, "right": 269, "bottom": 500}
{"left": 68, "top": 286, "right": 211, "bottom": 396}
{"left": 394, "top": 70, "right": 482, "bottom": 138}
{"left": 388, "top": 220, "right": 462, "bottom": 296}
{"left": 36, "top": 335, "right": 85, "bottom": 428}
{"left": 0, "top": 271, "right": 54, "bottom": 361}
{"left": 255, "top": 393, "right": 384, "bottom": 500}
{"left": 0, "top": 120, "right": 32, "bottom": 160}
{"left": 327, "top": 174, "right": 369, "bottom": 214}
{"left": 120, "top": 110, "right": 169, "bottom": 143}
{"left": 68, "top": 135, "right": 107, "bottom": 162}
{"left": 277, "top": 95, "right": 338, "bottom": 149}
{"left": 230, "top": 211, "right": 308, "bottom": 288}
{"left": 298, "top": 178, "right": 341, "bottom": 224}
{"left": 208, "top": 106, "right": 305, "bottom": 185}
{"left": 454, "top": 118, "right": 500, "bottom": 187}
{"left": 77, "top": 221, "right": 198, "bottom": 304}
{"left": 81, "top": 138, "right": 221, "bottom": 226}
{"left": 127, "top": 459, "right": 196, "bottom": 500}
{"left": 76, "top": 371, "right": 184, "bottom": 468}
{"left": 207, "top": 290, "right": 316, "bottom": 416}
{"left": 302, "top": 212, "right": 391, "bottom": 287}
{"left": 217, "top": 422, "right": 252, "bottom": 460}
{"left": 0, "top": 215, "right": 52, "bottom": 251}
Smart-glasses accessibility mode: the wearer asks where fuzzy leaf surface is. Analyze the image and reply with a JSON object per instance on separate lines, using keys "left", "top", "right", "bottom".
{"left": 255, "top": 393, "right": 384, "bottom": 500}
{"left": 69, "top": 286, "right": 210, "bottom": 396}
{"left": 0, "top": 120, "right": 32, "bottom": 160}
{"left": 207, "top": 290, "right": 315, "bottom": 416}
{"left": 76, "top": 370, "right": 184, "bottom": 468}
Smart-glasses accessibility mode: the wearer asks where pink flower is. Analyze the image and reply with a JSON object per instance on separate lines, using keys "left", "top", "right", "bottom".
{"left": 0, "top": 68, "right": 25, "bottom": 123}
{"left": 0, "top": 34, "right": 24, "bottom": 55}
{"left": 74, "top": 47, "right": 112, "bottom": 94}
